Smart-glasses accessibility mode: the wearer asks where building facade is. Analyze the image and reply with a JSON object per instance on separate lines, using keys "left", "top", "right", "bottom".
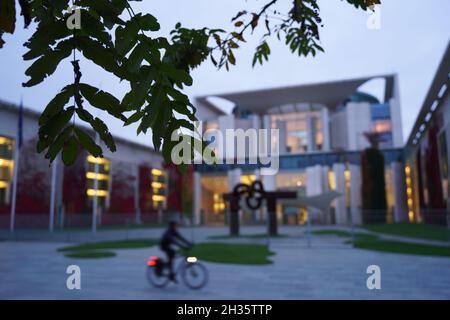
{"left": 193, "top": 75, "right": 407, "bottom": 226}
{"left": 0, "top": 102, "right": 191, "bottom": 228}
{"left": 404, "top": 42, "right": 450, "bottom": 225}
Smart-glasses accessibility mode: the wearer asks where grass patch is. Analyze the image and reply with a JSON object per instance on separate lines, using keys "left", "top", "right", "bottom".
{"left": 58, "top": 239, "right": 158, "bottom": 259}
{"left": 64, "top": 251, "right": 117, "bottom": 259}
{"left": 352, "top": 238, "right": 450, "bottom": 257}
{"left": 58, "top": 238, "right": 158, "bottom": 252}
{"left": 208, "top": 233, "right": 287, "bottom": 240}
{"left": 361, "top": 223, "right": 450, "bottom": 242}
{"left": 312, "top": 230, "right": 450, "bottom": 257}
{"left": 183, "top": 243, "right": 275, "bottom": 265}
{"left": 99, "top": 223, "right": 165, "bottom": 231}
{"left": 311, "top": 230, "right": 353, "bottom": 237}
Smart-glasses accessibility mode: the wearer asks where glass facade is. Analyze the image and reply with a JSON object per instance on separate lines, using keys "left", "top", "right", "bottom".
{"left": 86, "top": 155, "right": 111, "bottom": 208}
{"left": 151, "top": 168, "right": 167, "bottom": 210}
{"left": 270, "top": 110, "right": 323, "bottom": 154}
{"left": 370, "top": 104, "right": 393, "bottom": 148}
{"left": 200, "top": 174, "right": 228, "bottom": 225}
{"left": 0, "top": 136, "right": 14, "bottom": 206}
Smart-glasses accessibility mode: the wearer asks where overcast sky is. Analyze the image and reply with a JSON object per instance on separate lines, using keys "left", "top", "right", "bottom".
{"left": 0, "top": 0, "right": 449, "bottom": 148}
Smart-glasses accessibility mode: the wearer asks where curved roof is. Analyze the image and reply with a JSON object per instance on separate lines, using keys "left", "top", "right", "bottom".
{"left": 344, "top": 91, "right": 380, "bottom": 105}
{"left": 196, "top": 74, "right": 396, "bottom": 115}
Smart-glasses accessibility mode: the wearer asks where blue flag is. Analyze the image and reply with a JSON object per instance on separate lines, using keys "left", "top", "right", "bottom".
{"left": 17, "top": 100, "right": 23, "bottom": 149}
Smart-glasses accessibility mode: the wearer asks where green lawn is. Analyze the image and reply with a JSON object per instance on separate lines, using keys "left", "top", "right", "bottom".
{"left": 58, "top": 238, "right": 158, "bottom": 258}
{"left": 58, "top": 238, "right": 159, "bottom": 252}
{"left": 361, "top": 223, "right": 450, "bottom": 242}
{"left": 313, "top": 229, "right": 450, "bottom": 257}
{"left": 311, "top": 230, "right": 353, "bottom": 238}
{"left": 58, "top": 239, "right": 274, "bottom": 264}
{"left": 182, "top": 243, "right": 275, "bottom": 265}
{"left": 351, "top": 237, "right": 450, "bottom": 257}
{"left": 208, "top": 233, "right": 287, "bottom": 240}
{"left": 64, "top": 251, "right": 117, "bottom": 259}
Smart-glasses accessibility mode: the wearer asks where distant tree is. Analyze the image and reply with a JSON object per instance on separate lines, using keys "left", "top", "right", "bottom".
{"left": 361, "top": 132, "right": 387, "bottom": 223}
{"left": 0, "top": 0, "right": 380, "bottom": 166}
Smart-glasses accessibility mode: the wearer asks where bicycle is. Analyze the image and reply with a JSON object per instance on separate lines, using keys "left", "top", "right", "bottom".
{"left": 146, "top": 249, "right": 209, "bottom": 290}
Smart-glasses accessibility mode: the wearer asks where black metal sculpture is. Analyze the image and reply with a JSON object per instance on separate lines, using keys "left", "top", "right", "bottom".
{"left": 224, "top": 180, "right": 297, "bottom": 236}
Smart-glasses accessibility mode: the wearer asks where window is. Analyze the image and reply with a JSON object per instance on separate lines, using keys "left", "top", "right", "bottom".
{"left": 0, "top": 137, "right": 14, "bottom": 205}
{"left": 151, "top": 168, "right": 167, "bottom": 210}
{"left": 86, "top": 155, "right": 111, "bottom": 208}
{"left": 373, "top": 120, "right": 392, "bottom": 133}
{"left": 271, "top": 111, "right": 323, "bottom": 154}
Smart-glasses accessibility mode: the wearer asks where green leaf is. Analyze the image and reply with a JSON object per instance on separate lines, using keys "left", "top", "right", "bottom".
{"left": 74, "top": 127, "right": 103, "bottom": 157}
{"left": 62, "top": 136, "right": 79, "bottom": 165}
{"left": 39, "top": 85, "right": 74, "bottom": 125}
{"left": 125, "top": 43, "right": 146, "bottom": 74}
{"left": 160, "top": 63, "right": 193, "bottom": 86}
{"left": 23, "top": 39, "right": 73, "bottom": 87}
{"left": 124, "top": 110, "right": 144, "bottom": 126}
{"left": 23, "top": 19, "right": 70, "bottom": 60}
{"left": 121, "top": 66, "right": 155, "bottom": 110}
{"left": 80, "top": 11, "right": 114, "bottom": 48}
{"left": 76, "top": 36, "right": 120, "bottom": 75}
{"left": 134, "top": 13, "right": 160, "bottom": 31}
{"left": 44, "top": 125, "right": 73, "bottom": 162}
{"left": 77, "top": 0, "right": 125, "bottom": 26}
{"left": 79, "top": 83, "right": 126, "bottom": 121}
{"left": 0, "top": 0, "right": 16, "bottom": 34}
{"left": 39, "top": 107, "right": 75, "bottom": 142}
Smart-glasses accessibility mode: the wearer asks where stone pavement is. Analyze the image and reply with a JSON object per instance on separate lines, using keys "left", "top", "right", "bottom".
{"left": 1, "top": 229, "right": 450, "bottom": 299}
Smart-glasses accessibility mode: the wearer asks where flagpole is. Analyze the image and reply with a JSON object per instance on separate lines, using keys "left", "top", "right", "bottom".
{"left": 10, "top": 99, "right": 23, "bottom": 232}
{"left": 9, "top": 146, "right": 19, "bottom": 232}
{"left": 92, "top": 133, "right": 100, "bottom": 233}
{"left": 49, "top": 157, "right": 58, "bottom": 232}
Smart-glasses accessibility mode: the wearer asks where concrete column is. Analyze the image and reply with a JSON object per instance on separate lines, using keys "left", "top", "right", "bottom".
{"left": 306, "top": 116, "right": 315, "bottom": 153}
{"left": 391, "top": 162, "right": 408, "bottom": 222}
{"left": 193, "top": 171, "right": 201, "bottom": 225}
{"left": 333, "top": 163, "right": 347, "bottom": 225}
{"left": 349, "top": 164, "right": 362, "bottom": 225}
{"left": 134, "top": 165, "right": 142, "bottom": 224}
{"left": 227, "top": 168, "right": 242, "bottom": 192}
{"left": 306, "top": 165, "right": 323, "bottom": 223}
{"left": 276, "top": 120, "right": 288, "bottom": 154}
{"left": 219, "top": 115, "right": 235, "bottom": 162}
{"left": 321, "top": 166, "right": 331, "bottom": 224}
{"left": 321, "top": 107, "right": 330, "bottom": 151}
{"left": 306, "top": 165, "right": 323, "bottom": 196}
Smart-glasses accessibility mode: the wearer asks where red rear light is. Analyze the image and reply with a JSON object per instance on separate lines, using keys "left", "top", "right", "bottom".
{"left": 147, "top": 256, "right": 158, "bottom": 267}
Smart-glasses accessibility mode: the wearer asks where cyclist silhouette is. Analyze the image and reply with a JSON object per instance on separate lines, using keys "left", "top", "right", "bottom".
{"left": 159, "top": 219, "right": 192, "bottom": 282}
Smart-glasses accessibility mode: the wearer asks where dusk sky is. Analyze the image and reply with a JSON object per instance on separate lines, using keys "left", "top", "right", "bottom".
{"left": 0, "top": 0, "right": 449, "bottom": 147}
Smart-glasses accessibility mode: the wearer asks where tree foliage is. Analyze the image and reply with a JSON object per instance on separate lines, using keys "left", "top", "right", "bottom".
{"left": 0, "top": 0, "right": 380, "bottom": 165}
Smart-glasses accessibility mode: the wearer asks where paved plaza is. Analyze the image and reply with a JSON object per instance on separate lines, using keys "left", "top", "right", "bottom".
{"left": 1, "top": 226, "right": 450, "bottom": 299}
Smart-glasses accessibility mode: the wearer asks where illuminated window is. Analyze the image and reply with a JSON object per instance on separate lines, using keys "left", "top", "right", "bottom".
{"left": 404, "top": 165, "right": 415, "bottom": 223}
{"left": 152, "top": 168, "right": 167, "bottom": 209}
{"left": 373, "top": 120, "right": 392, "bottom": 133}
{"left": 240, "top": 174, "right": 256, "bottom": 185}
{"left": 328, "top": 170, "right": 336, "bottom": 191}
{"left": 344, "top": 169, "right": 351, "bottom": 209}
{"left": 0, "top": 136, "right": 14, "bottom": 206}
{"left": 213, "top": 193, "right": 225, "bottom": 214}
{"left": 86, "top": 156, "right": 111, "bottom": 208}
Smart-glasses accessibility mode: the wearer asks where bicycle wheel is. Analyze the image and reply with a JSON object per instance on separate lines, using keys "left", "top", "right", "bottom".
{"left": 146, "top": 266, "right": 170, "bottom": 288}
{"left": 181, "top": 262, "right": 209, "bottom": 290}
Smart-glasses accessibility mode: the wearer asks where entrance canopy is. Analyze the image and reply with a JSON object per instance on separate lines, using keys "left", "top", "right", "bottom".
{"left": 196, "top": 74, "right": 396, "bottom": 115}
